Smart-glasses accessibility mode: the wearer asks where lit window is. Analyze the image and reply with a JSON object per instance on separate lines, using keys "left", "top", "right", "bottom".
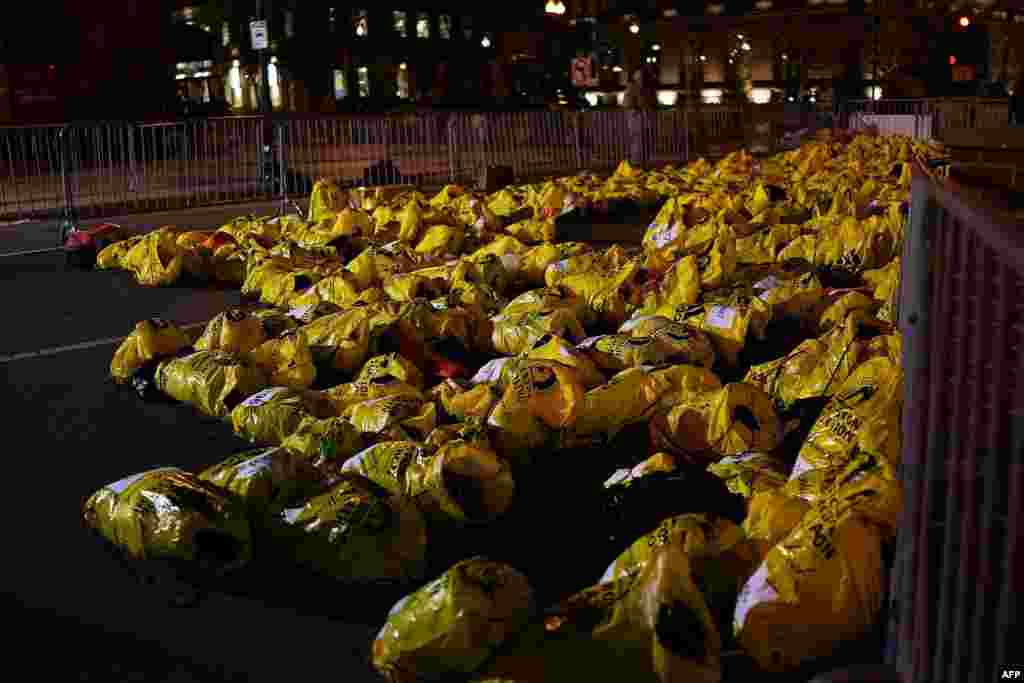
{"left": 439, "top": 15, "right": 452, "bottom": 39}
{"left": 354, "top": 10, "right": 368, "bottom": 36}
{"left": 750, "top": 88, "right": 771, "bottom": 104}
{"left": 397, "top": 65, "right": 410, "bottom": 99}
{"left": 358, "top": 66, "right": 370, "bottom": 97}
{"left": 393, "top": 11, "right": 407, "bottom": 37}
{"left": 222, "top": 22, "right": 231, "bottom": 46}
{"left": 329, "top": 7, "right": 336, "bottom": 33}
{"left": 416, "top": 12, "right": 430, "bottom": 38}
{"left": 334, "top": 69, "right": 348, "bottom": 99}
{"left": 701, "top": 88, "right": 723, "bottom": 104}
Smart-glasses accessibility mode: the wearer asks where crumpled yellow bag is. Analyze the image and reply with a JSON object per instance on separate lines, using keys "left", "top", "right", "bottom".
{"left": 517, "top": 243, "right": 591, "bottom": 288}
{"left": 372, "top": 558, "right": 534, "bottom": 683}
{"left": 110, "top": 318, "right": 192, "bottom": 383}
{"left": 156, "top": 350, "right": 268, "bottom": 419}
{"left": 308, "top": 179, "right": 345, "bottom": 223}
{"left": 276, "top": 472, "right": 427, "bottom": 584}
{"left": 734, "top": 449, "right": 901, "bottom": 672}
{"left": 789, "top": 356, "right": 902, "bottom": 480}
{"left": 194, "top": 309, "right": 267, "bottom": 357}
{"left": 344, "top": 440, "right": 515, "bottom": 524}
{"left": 639, "top": 256, "right": 702, "bottom": 314}
{"left": 82, "top": 468, "right": 251, "bottom": 571}
{"left": 96, "top": 234, "right": 145, "bottom": 270}
{"left": 524, "top": 334, "right": 606, "bottom": 389}
{"left": 124, "top": 230, "right": 184, "bottom": 286}
{"left": 650, "top": 383, "right": 783, "bottom": 466}
{"left": 862, "top": 257, "right": 901, "bottom": 324}
{"left": 346, "top": 246, "right": 412, "bottom": 291}
{"left": 658, "top": 302, "right": 757, "bottom": 368}
{"left": 357, "top": 353, "right": 425, "bottom": 390}
{"left": 620, "top": 316, "right": 717, "bottom": 370}
{"left": 707, "top": 452, "right": 789, "bottom": 501}
{"left": 744, "top": 310, "right": 893, "bottom": 413}
{"left": 492, "top": 307, "right": 586, "bottom": 356}
{"left": 345, "top": 395, "right": 438, "bottom": 441}
{"left": 199, "top": 447, "right": 326, "bottom": 517}
{"left": 816, "top": 290, "right": 877, "bottom": 333}
{"left": 246, "top": 330, "right": 316, "bottom": 389}
{"left": 487, "top": 361, "right": 585, "bottom": 462}
{"left": 279, "top": 415, "right": 365, "bottom": 475}
{"left": 577, "top": 334, "right": 671, "bottom": 372}
{"left": 299, "top": 307, "right": 376, "bottom": 374}
{"left": 563, "top": 365, "right": 722, "bottom": 449}
{"left": 486, "top": 519, "right": 727, "bottom": 683}
{"left": 287, "top": 272, "right": 363, "bottom": 310}
{"left": 229, "top": 386, "right": 336, "bottom": 446}
{"left": 503, "top": 288, "right": 596, "bottom": 328}
{"left": 415, "top": 224, "right": 465, "bottom": 258}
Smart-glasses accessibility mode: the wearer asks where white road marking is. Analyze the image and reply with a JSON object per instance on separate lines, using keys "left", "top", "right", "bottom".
{"left": 0, "top": 321, "right": 209, "bottom": 364}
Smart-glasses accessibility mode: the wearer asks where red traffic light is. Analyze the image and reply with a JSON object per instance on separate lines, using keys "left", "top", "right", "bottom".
{"left": 959, "top": 16, "right": 970, "bottom": 28}
{"left": 949, "top": 55, "right": 957, "bottom": 65}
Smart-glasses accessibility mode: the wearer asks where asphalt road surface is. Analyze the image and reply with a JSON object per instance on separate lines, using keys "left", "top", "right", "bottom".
{"left": 0, "top": 205, "right": 388, "bottom": 682}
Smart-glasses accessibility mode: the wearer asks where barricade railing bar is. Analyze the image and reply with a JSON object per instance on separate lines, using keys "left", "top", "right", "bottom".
{"left": 890, "top": 162, "right": 1023, "bottom": 683}
{"left": 0, "top": 100, "right": 1011, "bottom": 235}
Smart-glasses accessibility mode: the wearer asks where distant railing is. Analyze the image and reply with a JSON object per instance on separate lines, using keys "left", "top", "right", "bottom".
{"left": 842, "top": 97, "right": 1011, "bottom": 141}
{"left": 0, "top": 109, "right": 699, "bottom": 226}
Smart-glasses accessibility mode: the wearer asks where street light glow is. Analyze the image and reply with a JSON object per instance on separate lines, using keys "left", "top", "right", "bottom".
{"left": 481, "top": 36, "right": 491, "bottom": 47}
{"left": 652, "top": 43, "right": 661, "bottom": 51}
{"left": 742, "top": 42, "right": 751, "bottom": 51}
{"left": 959, "top": 16, "right": 970, "bottom": 27}
{"left": 545, "top": 0, "right": 566, "bottom": 15}
{"left": 629, "top": 22, "right": 640, "bottom": 34}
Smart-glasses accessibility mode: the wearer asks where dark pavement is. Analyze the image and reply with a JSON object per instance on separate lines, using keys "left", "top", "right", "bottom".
{"left": 0, "top": 206, "right": 386, "bottom": 682}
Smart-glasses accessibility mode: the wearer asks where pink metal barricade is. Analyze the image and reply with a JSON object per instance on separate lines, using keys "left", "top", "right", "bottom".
{"left": 890, "top": 162, "right": 1024, "bottom": 682}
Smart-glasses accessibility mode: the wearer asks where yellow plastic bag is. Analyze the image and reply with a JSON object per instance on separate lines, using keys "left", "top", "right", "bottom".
{"left": 620, "top": 316, "right": 718, "bottom": 370}
{"left": 279, "top": 415, "right": 365, "bottom": 475}
{"left": 487, "top": 361, "right": 584, "bottom": 462}
{"left": 817, "top": 290, "right": 877, "bottom": 333}
{"left": 155, "top": 351, "right": 268, "bottom": 419}
{"left": 287, "top": 272, "right": 363, "bottom": 310}
{"left": 492, "top": 308, "right": 586, "bottom": 356}
{"left": 564, "top": 365, "right": 722, "bottom": 448}
{"left": 733, "top": 450, "right": 901, "bottom": 672}
{"left": 110, "top": 318, "right": 192, "bottom": 383}
{"left": 124, "top": 230, "right": 184, "bottom": 287}
{"left": 96, "top": 234, "right": 144, "bottom": 270}
{"left": 300, "top": 308, "right": 374, "bottom": 374}
{"left": 437, "top": 380, "right": 502, "bottom": 423}
{"left": 345, "top": 395, "right": 437, "bottom": 441}
{"left": 707, "top": 452, "right": 789, "bottom": 500}
{"left": 524, "top": 334, "right": 606, "bottom": 389}
{"left": 372, "top": 558, "right": 534, "bottom": 682}
{"left": 640, "top": 256, "right": 702, "bottom": 314}
{"left": 277, "top": 472, "right": 427, "bottom": 584}
{"left": 790, "top": 356, "right": 902, "bottom": 479}
{"left": 503, "top": 288, "right": 596, "bottom": 328}
{"left": 246, "top": 330, "right": 316, "bottom": 390}
{"left": 199, "top": 447, "right": 326, "bottom": 517}
{"left": 658, "top": 303, "right": 754, "bottom": 368}
{"left": 193, "top": 309, "right": 267, "bottom": 357}
{"left": 308, "top": 179, "right": 345, "bottom": 223}
{"left": 326, "top": 378, "right": 423, "bottom": 416}
{"left": 415, "top": 224, "right": 465, "bottom": 257}
{"left": 517, "top": 243, "right": 591, "bottom": 288}
{"left": 577, "top": 334, "right": 671, "bottom": 372}
{"left": 514, "top": 523, "right": 724, "bottom": 683}
{"left": 650, "top": 383, "right": 783, "bottom": 466}
{"left": 229, "top": 386, "right": 336, "bottom": 446}
{"left": 357, "top": 353, "right": 425, "bottom": 390}
{"left": 83, "top": 468, "right": 251, "bottom": 571}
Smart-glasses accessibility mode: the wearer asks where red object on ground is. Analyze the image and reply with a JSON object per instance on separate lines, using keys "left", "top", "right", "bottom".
{"left": 64, "top": 223, "right": 125, "bottom": 251}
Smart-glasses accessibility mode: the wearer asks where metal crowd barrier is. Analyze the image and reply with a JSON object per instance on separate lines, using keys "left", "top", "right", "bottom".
{"left": 843, "top": 97, "right": 1011, "bottom": 141}
{"left": 1, "top": 109, "right": 696, "bottom": 229}
{"left": 889, "top": 161, "right": 1023, "bottom": 682}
